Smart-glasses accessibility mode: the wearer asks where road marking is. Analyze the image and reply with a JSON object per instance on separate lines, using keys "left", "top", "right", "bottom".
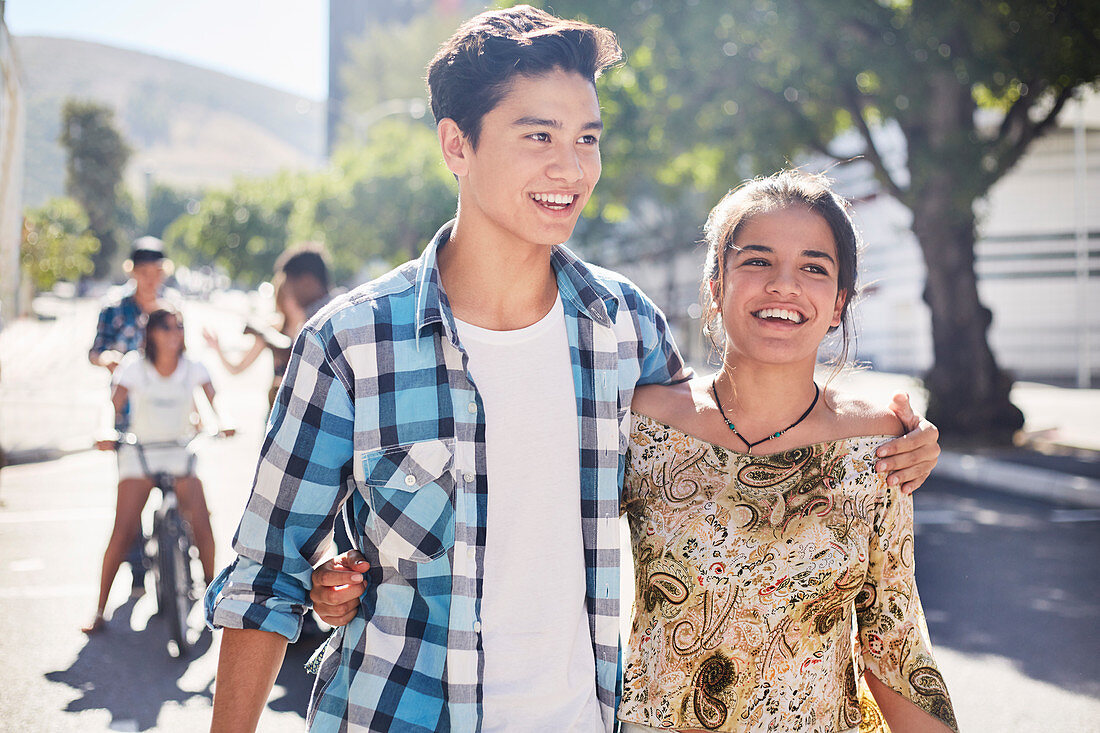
{"left": 1050, "top": 509, "right": 1100, "bottom": 523}
{"left": 0, "top": 508, "right": 112, "bottom": 524}
{"left": 0, "top": 584, "right": 97, "bottom": 599}
{"left": 914, "top": 509, "right": 959, "bottom": 525}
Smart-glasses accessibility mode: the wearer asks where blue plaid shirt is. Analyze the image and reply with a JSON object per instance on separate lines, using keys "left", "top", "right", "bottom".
{"left": 206, "top": 222, "right": 689, "bottom": 732}
{"left": 90, "top": 284, "right": 147, "bottom": 357}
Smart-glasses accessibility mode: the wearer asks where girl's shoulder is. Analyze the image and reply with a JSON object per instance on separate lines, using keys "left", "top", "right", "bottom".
{"left": 823, "top": 387, "right": 905, "bottom": 439}
{"left": 632, "top": 377, "right": 712, "bottom": 429}
{"left": 179, "top": 354, "right": 212, "bottom": 385}
{"left": 113, "top": 350, "right": 147, "bottom": 386}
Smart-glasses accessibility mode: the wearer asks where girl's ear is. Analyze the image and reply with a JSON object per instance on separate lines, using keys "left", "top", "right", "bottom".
{"left": 831, "top": 288, "right": 847, "bottom": 328}
{"left": 438, "top": 118, "right": 470, "bottom": 177}
{"left": 709, "top": 278, "right": 721, "bottom": 305}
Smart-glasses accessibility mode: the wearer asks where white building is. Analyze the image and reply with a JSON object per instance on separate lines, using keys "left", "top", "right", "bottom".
{"left": 853, "top": 92, "right": 1099, "bottom": 387}
{"left": 0, "top": 2, "right": 24, "bottom": 322}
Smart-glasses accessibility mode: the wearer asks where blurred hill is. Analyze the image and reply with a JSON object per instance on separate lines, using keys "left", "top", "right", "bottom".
{"left": 16, "top": 36, "right": 325, "bottom": 206}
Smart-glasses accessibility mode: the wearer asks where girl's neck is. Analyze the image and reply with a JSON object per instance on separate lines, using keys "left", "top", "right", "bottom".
{"left": 713, "top": 357, "right": 819, "bottom": 427}
{"left": 151, "top": 353, "right": 181, "bottom": 377}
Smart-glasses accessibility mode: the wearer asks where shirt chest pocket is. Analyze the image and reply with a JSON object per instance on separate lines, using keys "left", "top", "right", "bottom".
{"left": 357, "top": 439, "right": 456, "bottom": 563}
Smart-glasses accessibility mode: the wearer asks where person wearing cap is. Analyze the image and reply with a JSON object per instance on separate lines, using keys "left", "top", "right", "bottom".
{"left": 89, "top": 236, "right": 176, "bottom": 597}
{"left": 89, "top": 236, "right": 174, "bottom": 373}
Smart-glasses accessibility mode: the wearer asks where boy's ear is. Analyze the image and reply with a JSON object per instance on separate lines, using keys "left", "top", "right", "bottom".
{"left": 438, "top": 118, "right": 470, "bottom": 177}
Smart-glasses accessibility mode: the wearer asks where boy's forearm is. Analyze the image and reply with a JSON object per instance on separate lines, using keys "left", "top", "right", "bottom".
{"left": 210, "top": 627, "right": 288, "bottom": 733}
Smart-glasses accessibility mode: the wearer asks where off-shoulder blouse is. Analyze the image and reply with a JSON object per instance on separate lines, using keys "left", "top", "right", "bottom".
{"left": 619, "top": 413, "right": 957, "bottom": 733}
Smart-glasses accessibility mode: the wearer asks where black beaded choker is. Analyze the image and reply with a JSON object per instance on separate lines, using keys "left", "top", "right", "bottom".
{"left": 711, "top": 378, "right": 820, "bottom": 454}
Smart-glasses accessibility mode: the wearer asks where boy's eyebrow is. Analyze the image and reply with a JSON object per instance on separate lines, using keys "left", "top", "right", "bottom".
{"left": 512, "top": 116, "right": 604, "bottom": 131}
{"left": 735, "top": 244, "right": 837, "bottom": 263}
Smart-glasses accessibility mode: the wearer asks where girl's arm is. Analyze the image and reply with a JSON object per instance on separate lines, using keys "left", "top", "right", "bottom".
{"left": 111, "top": 384, "right": 129, "bottom": 423}
{"left": 200, "top": 382, "right": 236, "bottom": 436}
{"left": 204, "top": 329, "right": 266, "bottom": 375}
{"left": 96, "top": 384, "right": 131, "bottom": 450}
{"left": 864, "top": 671, "right": 954, "bottom": 733}
{"left": 857, "top": 481, "right": 958, "bottom": 732}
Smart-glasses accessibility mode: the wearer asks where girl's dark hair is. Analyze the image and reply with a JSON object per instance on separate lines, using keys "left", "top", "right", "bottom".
{"left": 701, "top": 169, "right": 860, "bottom": 365}
{"left": 143, "top": 306, "right": 185, "bottom": 364}
{"left": 427, "top": 4, "right": 623, "bottom": 149}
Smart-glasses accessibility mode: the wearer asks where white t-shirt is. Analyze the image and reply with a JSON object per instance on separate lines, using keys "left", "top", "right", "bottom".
{"left": 454, "top": 295, "right": 602, "bottom": 732}
{"left": 114, "top": 352, "right": 211, "bottom": 443}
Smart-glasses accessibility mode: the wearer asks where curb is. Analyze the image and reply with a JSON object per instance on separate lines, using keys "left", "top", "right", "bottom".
{"left": 934, "top": 451, "right": 1100, "bottom": 509}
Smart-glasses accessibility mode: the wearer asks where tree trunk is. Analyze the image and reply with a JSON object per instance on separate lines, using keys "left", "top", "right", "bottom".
{"left": 902, "top": 71, "right": 1024, "bottom": 443}
{"left": 910, "top": 194, "right": 1024, "bottom": 443}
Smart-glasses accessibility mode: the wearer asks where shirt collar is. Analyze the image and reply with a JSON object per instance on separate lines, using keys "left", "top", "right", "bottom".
{"left": 413, "top": 221, "right": 620, "bottom": 348}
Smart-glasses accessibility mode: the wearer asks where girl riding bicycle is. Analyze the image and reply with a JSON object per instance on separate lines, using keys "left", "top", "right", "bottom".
{"left": 84, "top": 306, "right": 232, "bottom": 634}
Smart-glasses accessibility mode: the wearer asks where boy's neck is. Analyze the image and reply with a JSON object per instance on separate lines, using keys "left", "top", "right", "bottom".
{"left": 438, "top": 217, "right": 560, "bottom": 331}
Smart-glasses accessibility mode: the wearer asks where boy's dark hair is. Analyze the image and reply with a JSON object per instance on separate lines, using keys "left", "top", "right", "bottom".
{"left": 427, "top": 4, "right": 622, "bottom": 149}
{"left": 143, "top": 306, "right": 185, "bottom": 364}
{"left": 276, "top": 243, "right": 330, "bottom": 290}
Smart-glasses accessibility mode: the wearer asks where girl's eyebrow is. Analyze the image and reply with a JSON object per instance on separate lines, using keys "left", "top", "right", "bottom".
{"left": 734, "top": 244, "right": 836, "bottom": 264}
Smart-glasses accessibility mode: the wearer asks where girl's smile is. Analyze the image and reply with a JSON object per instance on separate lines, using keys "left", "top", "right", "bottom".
{"left": 718, "top": 205, "right": 846, "bottom": 365}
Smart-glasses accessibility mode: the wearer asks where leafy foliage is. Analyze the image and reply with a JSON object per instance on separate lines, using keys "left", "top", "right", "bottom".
{"left": 58, "top": 99, "right": 132, "bottom": 277}
{"left": 163, "top": 172, "right": 314, "bottom": 288}
{"left": 21, "top": 197, "right": 100, "bottom": 291}
{"left": 164, "top": 119, "right": 456, "bottom": 287}
{"left": 542, "top": 0, "right": 1099, "bottom": 437}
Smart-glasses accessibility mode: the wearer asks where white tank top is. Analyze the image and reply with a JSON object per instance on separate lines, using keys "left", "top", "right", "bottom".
{"left": 454, "top": 295, "right": 602, "bottom": 732}
{"left": 114, "top": 352, "right": 210, "bottom": 443}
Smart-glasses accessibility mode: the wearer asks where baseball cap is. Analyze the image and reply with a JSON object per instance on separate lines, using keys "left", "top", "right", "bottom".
{"left": 130, "top": 236, "right": 166, "bottom": 265}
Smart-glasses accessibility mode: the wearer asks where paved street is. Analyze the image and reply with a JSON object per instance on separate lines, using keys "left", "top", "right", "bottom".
{"left": 1, "top": 296, "right": 1098, "bottom": 731}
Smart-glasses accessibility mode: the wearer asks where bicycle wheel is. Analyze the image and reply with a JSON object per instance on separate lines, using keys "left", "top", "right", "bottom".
{"left": 150, "top": 526, "right": 170, "bottom": 616}
{"left": 159, "top": 515, "right": 194, "bottom": 656}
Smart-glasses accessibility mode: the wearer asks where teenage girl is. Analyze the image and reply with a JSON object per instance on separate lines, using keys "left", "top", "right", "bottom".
{"left": 84, "top": 306, "right": 232, "bottom": 634}
{"left": 203, "top": 274, "right": 306, "bottom": 409}
{"left": 617, "top": 170, "right": 957, "bottom": 732}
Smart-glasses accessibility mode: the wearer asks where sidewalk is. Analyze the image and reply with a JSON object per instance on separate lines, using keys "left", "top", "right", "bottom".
{"left": 832, "top": 370, "right": 1100, "bottom": 509}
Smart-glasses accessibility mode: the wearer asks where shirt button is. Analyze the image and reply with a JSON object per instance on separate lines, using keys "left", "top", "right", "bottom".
{"left": 467, "top": 546, "right": 476, "bottom": 559}
{"left": 467, "top": 401, "right": 477, "bottom": 414}
{"left": 404, "top": 474, "right": 417, "bottom": 487}
{"left": 463, "top": 471, "right": 475, "bottom": 483}
{"left": 473, "top": 621, "right": 482, "bottom": 633}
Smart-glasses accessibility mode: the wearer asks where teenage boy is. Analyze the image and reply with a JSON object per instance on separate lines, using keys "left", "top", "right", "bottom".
{"left": 206, "top": 6, "right": 940, "bottom": 732}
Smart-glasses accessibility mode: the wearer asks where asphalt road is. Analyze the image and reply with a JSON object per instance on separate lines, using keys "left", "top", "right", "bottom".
{"left": 1, "top": 297, "right": 1098, "bottom": 731}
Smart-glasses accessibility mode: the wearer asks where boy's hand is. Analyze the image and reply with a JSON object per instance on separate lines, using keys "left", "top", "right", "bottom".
{"left": 875, "top": 393, "right": 941, "bottom": 495}
{"left": 310, "top": 550, "right": 370, "bottom": 626}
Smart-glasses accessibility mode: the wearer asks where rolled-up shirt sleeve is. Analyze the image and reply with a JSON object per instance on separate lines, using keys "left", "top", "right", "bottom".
{"left": 205, "top": 325, "right": 355, "bottom": 641}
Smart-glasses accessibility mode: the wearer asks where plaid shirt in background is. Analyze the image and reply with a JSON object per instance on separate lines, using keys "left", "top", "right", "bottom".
{"left": 90, "top": 285, "right": 147, "bottom": 358}
{"left": 206, "top": 222, "right": 690, "bottom": 732}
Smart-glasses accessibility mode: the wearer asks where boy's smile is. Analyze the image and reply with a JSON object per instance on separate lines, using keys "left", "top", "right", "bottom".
{"left": 442, "top": 69, "right": 603, "bottom": 252}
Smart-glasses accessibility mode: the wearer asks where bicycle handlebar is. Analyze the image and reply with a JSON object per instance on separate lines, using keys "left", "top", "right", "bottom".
{"left": 104, "top": 430, "right": 232, "bottom": 452}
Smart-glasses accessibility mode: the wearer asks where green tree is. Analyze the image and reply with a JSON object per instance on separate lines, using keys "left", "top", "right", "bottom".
{"left": 145, "top": 184, "right": 198, "bottom": 239}
{"left": 163, "top": 172, "right": 312, "bottom": 288}
{"left": 21, "top": 197, "right": 100, "bottom": 291}
{"left": 545, "top": 0, "right": 1100, "bottom": 441}
{"left": 334, "top": 13, "right": 457, "bottom": 148}
{"left": 59, "top": 99, "right": 132, "bottom": 278}
{"left": 302, "top": 119, "right": 457, "bottom": 277}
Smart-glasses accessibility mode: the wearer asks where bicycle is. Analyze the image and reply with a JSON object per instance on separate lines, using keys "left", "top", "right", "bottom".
{"left": 111, "top": 431, "right": 225, "bottom": 657}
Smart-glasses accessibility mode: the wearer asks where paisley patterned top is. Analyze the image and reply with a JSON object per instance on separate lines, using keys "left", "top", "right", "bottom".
{"left": 619, "top": 414, "right": 957, "bottom": 733}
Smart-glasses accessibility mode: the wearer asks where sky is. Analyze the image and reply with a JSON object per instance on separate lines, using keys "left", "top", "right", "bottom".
{"left": 4, "top": 0, "right": 329, "bottom": 100}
